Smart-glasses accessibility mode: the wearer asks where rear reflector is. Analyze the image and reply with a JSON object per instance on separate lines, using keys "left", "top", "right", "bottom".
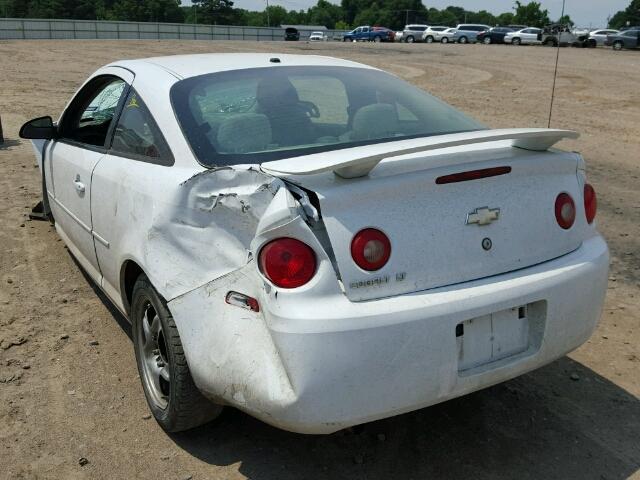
{"left": 555, "top": 193, "right": 576, "bottom": 230}
{"left": 351, "top": 228, "right": 391, "bottom": 271}
{"left": 584, "top": 183, "right": 597, "bottom": 224}
{"left": 436, "top": 166, "right": 511, "bottom": 185}
{"left": 225, "top": 291, "right": 260, "bottom": 312}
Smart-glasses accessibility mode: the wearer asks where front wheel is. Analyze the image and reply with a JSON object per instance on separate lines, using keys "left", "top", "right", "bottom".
{"left": 405, "top": 35, "right": 414, "bottom": 43}
{"left": 441, "top": 37, "right": 449, "bottom": 44}
{"left": 613, "top": 41, "right": 623, "bottom": 51}
{"left": 425, "top": 36, "right": 434, "bottom": 43}
{"left": 483, "top": 36, "right": 491, "bottom": 44}
{"left": 373, "top": 35, "right": 382, "bottom": 43}
{"left": 132, "top": 275, "right": 222, "bottom": 432}
{"left": 512, "top": 37, "right": 521, "bottom": 46}
{"left": 458, "top": 36, "right": 468, "bottom": 44}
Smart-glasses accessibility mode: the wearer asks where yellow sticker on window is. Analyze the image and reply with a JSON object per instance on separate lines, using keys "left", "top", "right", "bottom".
{"left": 127, "top": 96, "right": 140, "bottom": 108}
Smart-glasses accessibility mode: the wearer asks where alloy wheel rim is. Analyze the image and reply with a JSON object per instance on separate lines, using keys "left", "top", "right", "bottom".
{"left": 138, "top": 301, "right": 170, "bottom": 410}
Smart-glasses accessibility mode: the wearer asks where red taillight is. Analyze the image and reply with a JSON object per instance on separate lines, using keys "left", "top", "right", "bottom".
{"left": 259, "top": 238, "right": 316, "bottom": 288}
{"left": 555, "top": 193, "right": 576, "bottom": 230}
{"left": 351, "top": 228, "right": 391, "bottom": 271}
{"left": 584, "top": 183, "right": 597, "bottom": 224}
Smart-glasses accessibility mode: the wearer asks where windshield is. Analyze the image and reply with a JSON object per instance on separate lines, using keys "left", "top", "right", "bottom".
{"left": 170, "top": 66, "right": 484, "bottom": 167}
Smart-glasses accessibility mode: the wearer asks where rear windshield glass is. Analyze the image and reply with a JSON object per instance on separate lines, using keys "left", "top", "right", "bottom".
{"left": 170, "top": 66, "right": 484, "bottom": 167}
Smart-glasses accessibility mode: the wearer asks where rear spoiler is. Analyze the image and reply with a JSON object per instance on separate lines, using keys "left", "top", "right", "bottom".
{"left": 261, "top": 128, "right": 579, "bottom": 179}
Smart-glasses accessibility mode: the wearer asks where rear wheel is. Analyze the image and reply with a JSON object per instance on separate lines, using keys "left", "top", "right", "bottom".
{"left": 405, "top": 35, "right": 414, "bottom": 43}
{"left": 373, "top": 35, "right": 382, "bottom": 43}
{"left": 132, "top": 275, "right": 222, "bottom": 432}
{"left": 512, "top": 37, "right": 521, "bottom": 45}
{"left": 425, "top": 35, "right": 434, "bottom": 43}
{"left": 458, "top": 36, "right": 468, "bottom": 44}
{"left": 483, "top": 36, "right": 492, "bottom": 44}
{"left": 613, "top": 41, "right": 623, "bottom": 51}
{"left": 441, "top": 37, "right": 449, "bottom": 44}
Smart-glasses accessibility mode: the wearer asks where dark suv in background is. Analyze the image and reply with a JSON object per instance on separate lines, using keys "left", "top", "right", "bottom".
{"left": 476, "top": 27, "right": 515, "bottom": 44}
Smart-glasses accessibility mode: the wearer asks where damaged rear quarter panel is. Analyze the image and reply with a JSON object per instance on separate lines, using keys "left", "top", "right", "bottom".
{"left": 91, "top": 161, "right": 284, "bottom": 306}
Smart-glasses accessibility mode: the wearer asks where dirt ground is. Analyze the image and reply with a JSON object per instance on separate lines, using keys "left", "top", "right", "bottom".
{"left": 0, "top": 39, "right": 638, "bottom": 480}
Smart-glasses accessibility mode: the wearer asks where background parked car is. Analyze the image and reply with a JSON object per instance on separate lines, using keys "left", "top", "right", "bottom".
{"left": 422, "top": 26, "right": 452, "bottom": 43}
{"left": 284, "top": 27, "right": 299, "bottom": 41}
{"left": 309, "top": 31, "right": 325, "bottom": 42}
{"left": 504, "top": 27, "right": 542, "bottom": 45}
{"left": 606, "top": 28, "right": 640, "bottom": 50}
{"left": 453, "top": 24, "right": 491, "bottom": 43}
{"left": 589, "top": 29, "right": 620, "bottom": 46}
{"left": 372, "top": 26, "right": 396, "bottom": 42}
{"left": 343, "top": 25, "right": 393, "bottom": 42}
{"left": 476, "top": 27, "right": 515, "bottom": 44}
{"left": 402, "top": 24, "right": 429, "bottom": 43}
{"left": 538, "top": 24, "right": 595, "bottom": 47}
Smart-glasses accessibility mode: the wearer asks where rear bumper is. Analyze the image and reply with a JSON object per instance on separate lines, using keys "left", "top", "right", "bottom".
{"left": 171, "top": 235, "right": 608, "bottom": 434}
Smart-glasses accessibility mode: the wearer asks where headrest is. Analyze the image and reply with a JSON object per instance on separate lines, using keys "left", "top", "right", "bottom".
{"left": 217, "top": 113, "right": 272, "bottom": 153}
{"left": 351, "top": 103, "right": 398, "bottom": 141}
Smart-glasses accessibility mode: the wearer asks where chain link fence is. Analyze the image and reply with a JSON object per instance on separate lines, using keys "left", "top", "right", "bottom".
{"left": 0, "top": 18, "right": 346, "bottom": 41}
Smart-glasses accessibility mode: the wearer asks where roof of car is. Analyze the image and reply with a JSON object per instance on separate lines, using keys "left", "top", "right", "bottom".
{"left": 109, "top": 53, "right": 371, "bottom": 80}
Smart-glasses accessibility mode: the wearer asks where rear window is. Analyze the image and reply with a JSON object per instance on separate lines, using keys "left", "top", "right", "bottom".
{"left": 170, "top": 66, "right": 483, "bottom": 167}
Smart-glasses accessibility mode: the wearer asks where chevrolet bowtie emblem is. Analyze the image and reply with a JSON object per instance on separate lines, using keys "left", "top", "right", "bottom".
{"left": 466, "top": 207, "right": 500, "bottom": 226}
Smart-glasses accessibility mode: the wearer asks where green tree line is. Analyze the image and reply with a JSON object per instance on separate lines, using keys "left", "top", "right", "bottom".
{"left": 0, "top": 0, "right": 633, "bottom": 30}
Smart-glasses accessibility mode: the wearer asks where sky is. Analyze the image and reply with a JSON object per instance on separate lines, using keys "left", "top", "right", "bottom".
{"left": 198, "top": 0, "right": 630, "bottom": 28}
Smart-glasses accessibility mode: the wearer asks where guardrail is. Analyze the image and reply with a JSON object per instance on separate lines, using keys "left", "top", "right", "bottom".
{"left": 0, "top": 18, "right": 347, "bottom": 41}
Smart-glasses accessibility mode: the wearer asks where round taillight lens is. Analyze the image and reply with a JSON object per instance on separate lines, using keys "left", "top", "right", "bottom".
{"left": 351, "top": 228, "right": 391, "bottom": 271}
{"left": 555, "top": 193, "right": 576, "bottom": 230}
{"left": 259, "top": 238, "right": 316, "bottom": 288}
{"left": 584, "top": 183, "right": 597, "bottom": 224}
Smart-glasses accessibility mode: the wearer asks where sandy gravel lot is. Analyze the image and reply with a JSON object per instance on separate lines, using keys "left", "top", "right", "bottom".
{"left": 0, "top": 40, "right": 639, "bottom": 480}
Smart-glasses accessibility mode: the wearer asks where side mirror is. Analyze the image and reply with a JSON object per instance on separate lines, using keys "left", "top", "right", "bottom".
{"left": 19, "top": 116, "right": 57, "bottom": 140}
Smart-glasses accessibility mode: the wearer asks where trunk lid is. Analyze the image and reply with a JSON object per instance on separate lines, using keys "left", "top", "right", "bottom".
{"left": 268, "top": 142, "right": 586, "bottom": 302}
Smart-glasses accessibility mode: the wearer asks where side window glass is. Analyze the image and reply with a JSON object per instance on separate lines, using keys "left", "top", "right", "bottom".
{"left": 111, "top": 90, "right": 173, "bottom": 165}
{"left": 62, "top": 78, "right": 126, "bottom": 147}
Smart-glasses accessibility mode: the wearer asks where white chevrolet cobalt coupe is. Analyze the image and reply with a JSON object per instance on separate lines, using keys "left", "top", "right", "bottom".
{"left": 20, "top": 54, "right": 609, "bottom": 434}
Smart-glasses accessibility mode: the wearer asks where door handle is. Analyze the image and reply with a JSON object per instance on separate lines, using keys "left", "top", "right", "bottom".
{"left": 73, "top": 175, "right": 85, "bottom": 194}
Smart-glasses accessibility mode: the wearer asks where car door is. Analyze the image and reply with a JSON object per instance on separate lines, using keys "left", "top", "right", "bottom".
{"left": 90, "top": 87, "right": 176, "bottom": 309}
{"left": 48, "top": 70, "right": 132, "bottom": 282}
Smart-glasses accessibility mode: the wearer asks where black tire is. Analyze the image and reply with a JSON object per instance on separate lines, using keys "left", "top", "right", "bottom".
{"left": 373, "top": 35, "right": 382, "bottom": 43}
{"left": 483, "top": 36, "right": 491, "bottom": 44}
{"left": 441, "top": 37, "right": 449, "bottom": 44}
{"left": 425, "top": 35, "right": 434, "bottom": 43}
{"left": 132, "top": 275, "right": 222, "bottom": 432}
{"left": 405, "top": 35, "right": 414, "bottom": 43}
{"left": 613, "top": 41, "right": 623, "bottom": 51}
{"left": 458, "top": 36, "right": 468, "bottom": 44}
{"left": 512, "top": 37, "right": 521, "bottom": 45}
